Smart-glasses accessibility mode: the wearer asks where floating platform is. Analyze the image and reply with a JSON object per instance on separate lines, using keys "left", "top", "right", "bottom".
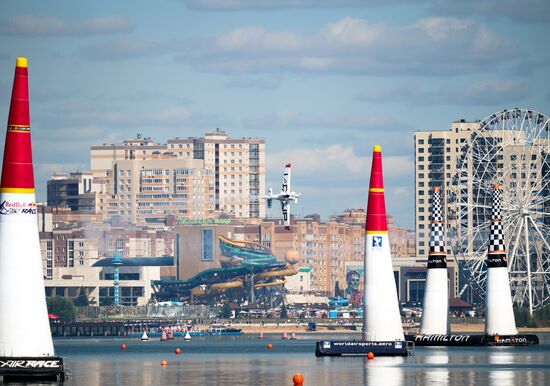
{"left": 406, "top": 334, "right": 487, "bottom": 346}
{"left": 315, "top": 340, "right": 410, "bottom": 357}
{"left": 486, "top": 334, "right": 539, "bottom": 346}
{"left": 0, "top": 356, "right": 64, "bottom": 382}
{"left": 405, "top": 334, "right": 539, "bottom": 347}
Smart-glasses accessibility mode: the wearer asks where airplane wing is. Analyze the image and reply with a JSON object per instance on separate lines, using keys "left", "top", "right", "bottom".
{"left": 282, "top": 163, "right": 291, "bottom": 193}
{"left": 281, "top": 201, "right": 290, "bottom": 228}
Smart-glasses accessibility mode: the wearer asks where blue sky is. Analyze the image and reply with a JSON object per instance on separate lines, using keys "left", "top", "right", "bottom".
{"left": 0, "top": 0, "right": 549, "bottom": 228}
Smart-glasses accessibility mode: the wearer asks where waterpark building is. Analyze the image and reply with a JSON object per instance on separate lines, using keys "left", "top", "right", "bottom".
{"left": 174, "top": 211, "right": 416, "bottom": 296}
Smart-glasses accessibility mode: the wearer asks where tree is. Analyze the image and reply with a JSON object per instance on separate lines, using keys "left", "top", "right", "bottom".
{"left": 73, "top": 287, "right": 89, "bottom": 307}
{"left": 101, "top": 297, "right": 114, "bottom": 306}
{"left": 280, "top": 304, "right": 288, "bottom": 319}
{"left": 47, "top": 297, "right": 76, "bottom": 322}
{"left": 221, "top": 302, "right": 232, "bottom": 318}
{"left": 514, "top": 307, "right": 538, "bottom": 328}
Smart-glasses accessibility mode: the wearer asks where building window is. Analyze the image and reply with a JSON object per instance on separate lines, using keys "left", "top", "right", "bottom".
{"left": 68, "top": 240, "right": 74, "bottom": 267}
{"left": 202, "top": 229, "right": 214, "bottom": 261}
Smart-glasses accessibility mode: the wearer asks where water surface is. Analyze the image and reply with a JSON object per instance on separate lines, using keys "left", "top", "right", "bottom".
{"left": 6, "top": 333, "right": 550, "bottom": 385}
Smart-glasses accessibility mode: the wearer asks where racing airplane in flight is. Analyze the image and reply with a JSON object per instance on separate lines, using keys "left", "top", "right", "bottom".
{"left": 264, "top": 163, "right": 301, "bottom": 230}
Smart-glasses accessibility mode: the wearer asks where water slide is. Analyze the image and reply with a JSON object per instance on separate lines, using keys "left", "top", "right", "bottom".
{"left": 151, "top": 262, "right": 287, "bottom": 297}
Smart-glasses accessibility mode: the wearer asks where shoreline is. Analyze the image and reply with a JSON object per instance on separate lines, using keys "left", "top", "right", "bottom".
{"left": 225, "top": 323, "right": 550, "bottom": 334}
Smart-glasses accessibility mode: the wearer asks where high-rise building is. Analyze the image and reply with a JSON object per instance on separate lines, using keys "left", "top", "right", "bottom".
{"left": 414, "top": 120, "right": 479, "bottom": 257}
{"left": 90, "top": 130, "right": 265, "bottom": 219}
{"left": 47, "top": 171, "right": 105, "bottom": 213}
{"left": 414, "top": 118, "right": 546, "bottom": 259}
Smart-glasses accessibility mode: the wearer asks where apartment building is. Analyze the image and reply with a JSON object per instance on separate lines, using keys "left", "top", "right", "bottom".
{"left": 89, "top": 130, "right": 265, "bottom": 219}
{"left": 414, "top": 120, "right": 480, "bottom": 257}
{"left": 108, "top": 156, "right": 215, "bottom": 224}
{"left": 414, "top": 118, "right": 548, "bottom": 259}
{"left": 47, "top": 171, "right": 105, "bottom": 213}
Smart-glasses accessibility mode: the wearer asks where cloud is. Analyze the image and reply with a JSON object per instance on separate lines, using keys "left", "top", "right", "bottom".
{"left": 506, "top": 59, "right": 550, "bottom": 77}
{"left": 355, "top": 79, "right": 529, "bottom": 106}
{"left": 266, "top": 144, "right": 414, "bottom": 224}
{"left": 183, "top": 0, "right": 407, "bottom": 11}
{"left": 242, "top": 111, "right": 407, "bottom": 132}
{"left": 81, "top": 37, "right": 171, "bottom": 61}
{"left": 173, "top": 16, "right": 519, "bottom": 76}
{"left": 45, "top": 101, "right": 193, "bottom": 128}
{"left": 224, "top": 75, "right": 282, "bottom": 89}
{"left": 82, "top": 16, "right": 519, "bottom": 77}
{"left": 431, "top": 0, "right": 550, "bottom": 23}
{"left": 0, "top": 15, "right": 132, "bottom": 37}
{"left": 268, "top": 144, "right": 412, "bottom": 180}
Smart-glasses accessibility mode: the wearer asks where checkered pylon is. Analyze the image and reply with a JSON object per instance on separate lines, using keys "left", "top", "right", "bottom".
{"left": 428, "top": 187, "right": 447, "bottom": 269}
{"left": 487, "top": 184, "right": 507, "bottom": 268}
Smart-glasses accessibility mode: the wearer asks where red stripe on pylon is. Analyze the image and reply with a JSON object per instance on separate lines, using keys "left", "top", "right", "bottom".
{"left": 365, "top": 146, "right": 388, "bottom": 233}
{"left": 1, "top": 59, "right": 34, "bottom": 190}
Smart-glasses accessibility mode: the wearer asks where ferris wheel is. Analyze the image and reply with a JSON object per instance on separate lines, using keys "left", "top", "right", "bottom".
{"left": 449, "top": 108, "right": 550, "bottom": 315}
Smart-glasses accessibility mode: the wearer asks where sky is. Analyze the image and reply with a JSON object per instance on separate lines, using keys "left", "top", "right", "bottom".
{"left": 0, "top": 0, "right": 549, "bottom": 229}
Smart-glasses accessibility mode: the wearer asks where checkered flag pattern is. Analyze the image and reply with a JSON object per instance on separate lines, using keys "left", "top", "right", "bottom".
{"left": 491, "top": 187, "right": 502, "bottom": 221}
{"left": 489, "top": 187, "right": 505, "bottom": 253}
{"left": 429, "top": 188, "right": 446, "bottom": 254}
{"left": 432, "top": 188, "right": 442, "bottom": 222}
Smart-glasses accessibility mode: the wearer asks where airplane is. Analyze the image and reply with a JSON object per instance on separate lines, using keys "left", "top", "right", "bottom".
{"left": 264, "top": 163, "right": 301, "bottom": 230}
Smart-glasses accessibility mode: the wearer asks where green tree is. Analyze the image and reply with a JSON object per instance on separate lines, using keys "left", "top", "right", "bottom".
{"left": 280, "top": 304, "right": 288, "bottom": 319}
{"left": 101, "top": 297, "right": 114, "bottom": 306}
{"left": 73, "top": 288, "right": 89, "bottom": 307}
{"left": 514, "top": 307, "right": 538, "bottom": 328}
{"left": 47, "top": 297, "right": 76, "bottom": 322}
{"left": 221, "top": 302, "right": 232, "bottom": 318}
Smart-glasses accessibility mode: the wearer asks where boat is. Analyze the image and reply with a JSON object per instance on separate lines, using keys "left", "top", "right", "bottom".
{"left": 208, "top": 324, "right": 243, "bottom": 336}
{"left": 184, "top": 331, "right": 192, "bottom": 341}
{"left": 328, "top": 297, "right": 349, "bottom": 307}
{"left": 141, "top": 331, "right": 149, "bottom": 341}
{"left": 130, "top": 330, "right": 206, "bottom": 338}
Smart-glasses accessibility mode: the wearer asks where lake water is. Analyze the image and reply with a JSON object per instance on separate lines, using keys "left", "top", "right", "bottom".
{"left": 5, "top": 333, "right": 550, "bottom": 385}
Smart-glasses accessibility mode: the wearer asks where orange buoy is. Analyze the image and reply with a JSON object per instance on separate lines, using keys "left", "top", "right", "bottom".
{"left": 267, "top": 343, "right": 273, "bottom": 350}
{"left": 367, "top": 352, "right": 374, "bottom": 360}
{"left": 120, "top": 343, "right": 127, "bottom": 350}
{"left": 293, "top": 373, "right": 304, "bottom": 385}
{"left": 161, "top": 360, "right": 168, "bottom": 366}
{"left": 175, "top": 348, "right": 182, "bottom": 355}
